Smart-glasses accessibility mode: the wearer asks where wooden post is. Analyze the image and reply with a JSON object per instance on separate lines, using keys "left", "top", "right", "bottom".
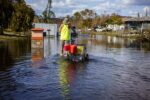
{"left": 31, "top": 28, "right": 44, "bottom": 62}
{"left": 31, "top": 28, "right": 44, "bottom": 48}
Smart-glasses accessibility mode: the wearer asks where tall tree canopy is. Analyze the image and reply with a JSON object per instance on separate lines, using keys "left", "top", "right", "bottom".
{"left": 10, "top": 2, "right": 35, "bottom": 32}
{"left": 0, "top": 0, "right": 35, "bottom": 34}
{"left": 0, "top": 0, "right": 13, "bottom": 34}
{"left": 106, "top": 13, "right": 123, "bottom": 25}
{"left": 72, "top": 9, "right": 97, "bottom": 28}
{"left": 71, "top": 9, "right": 123, "bottom": 29}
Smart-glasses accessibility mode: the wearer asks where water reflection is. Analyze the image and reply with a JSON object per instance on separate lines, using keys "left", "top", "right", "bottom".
{"left": 58, "top": 58, "right": 88, "bottom": 99}
{"left": 89, "top": 35, "right": 130, "bottom": 48}
{"left": 43, "top": 37, "right": 60, "bottom": 56}
{"left": 31, "top": 48, "right": 44, "bottom": 62}
{"left": 31, "top": 37, "right": 59, "bottom": 62}
{"left": 0, "top": 38, "right": 30, "bottom": 71}
{"left": 59, "top": 61, "right": 70, "bottom": 99}
{"left": 0, "top": 42, "right": 14, "bottom": 69}
{"left": 87, "top": 35, "right": 150, "bottom": 55}
{"left": 31, "top": 39, "right": 44, "bottom": 62}
{"left": 58, "top": 60, "right": 76, "bottom": 99}
{"left": 30, "top": 35, "right": 150, "bottom": 63}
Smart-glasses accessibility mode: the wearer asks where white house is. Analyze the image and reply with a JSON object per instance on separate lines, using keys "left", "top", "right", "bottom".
{"left": 33, "top": 23, "right": 58, "bottom": 37}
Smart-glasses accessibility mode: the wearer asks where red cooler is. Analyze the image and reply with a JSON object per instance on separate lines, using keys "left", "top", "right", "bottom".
{"left": 64, "top": 44, "right": 70, "bottom": 51}
{"left": 70, "top": 45, "right": 77, "bottom": 54}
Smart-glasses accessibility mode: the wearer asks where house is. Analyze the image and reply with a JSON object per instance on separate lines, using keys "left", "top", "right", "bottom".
{"left": 33, "top": 23, "right": 58, "bottom": 37}
{"left": 123, "top": 17, "right": 150, "bottom": 33}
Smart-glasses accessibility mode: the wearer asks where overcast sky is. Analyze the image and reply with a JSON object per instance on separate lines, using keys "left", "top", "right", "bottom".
{"left": 25, "top": 0, "right": 150, "bottom": 17}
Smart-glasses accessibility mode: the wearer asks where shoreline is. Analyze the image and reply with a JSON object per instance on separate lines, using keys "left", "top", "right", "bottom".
{"left": 90, "top": 31, "right": 150, "bottom": 42}
{"left": 0, "top": 31, "right": 30, "bottom": 41}
{"left": 90, "top": 31, "right": 141, "bottom": 39}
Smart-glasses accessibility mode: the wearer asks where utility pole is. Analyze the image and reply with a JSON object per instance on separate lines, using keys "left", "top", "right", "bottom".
{"left": 43, "top": 0, "right": 55, "bottom": 23}
{"left": 137, "top": 12, "right": 140, "bottom": 18}
{"left": 46, "top": 0, "right": 52, "bottom": 17}
{"left": 145, "top": 8, "right": 148, "bottom": 17}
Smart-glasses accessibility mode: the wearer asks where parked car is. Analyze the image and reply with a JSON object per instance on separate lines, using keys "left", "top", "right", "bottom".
{"left": 96, "top": 28, "right": 108, "bottom": 32}
{"left": 88, "top": 28, "right": 92, "bottom": 31}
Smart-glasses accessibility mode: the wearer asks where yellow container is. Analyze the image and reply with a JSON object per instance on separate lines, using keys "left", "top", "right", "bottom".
{"left": 77, "top": 46, "right": 84, "bottom": 54}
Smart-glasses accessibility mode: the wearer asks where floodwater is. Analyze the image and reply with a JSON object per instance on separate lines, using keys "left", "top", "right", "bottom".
{"left": 0, "top": 35, "right": 150, "bottom": 100}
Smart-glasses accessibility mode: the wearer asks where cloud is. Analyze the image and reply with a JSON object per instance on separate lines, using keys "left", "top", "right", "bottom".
{"left": 93, "top": 1, "right": 124, "bottom": 15}
{"left": 52, "top": 1, "right": 66, "bottom": 8}
{"left": 25, "top": 0, "right": 150, "bottom": 17}
{"left": 122, "top": 0, "right": 150, "bottom": 6}
{"left": 66, "top": 0, "right": 72, "bottom": 5}
{"left": 25, "top": 0, "right": 47, "bottom": 14}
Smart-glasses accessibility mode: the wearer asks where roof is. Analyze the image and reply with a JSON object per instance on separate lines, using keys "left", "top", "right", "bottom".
{"left": 123, "top": 17, "right": 150, "bottom": 22}
{"left": 31, "top": 28, "right": 44, "bottom": 31}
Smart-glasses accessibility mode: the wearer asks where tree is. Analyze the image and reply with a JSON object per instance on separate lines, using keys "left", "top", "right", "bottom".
{"left": 82, "top": 18, "right": 92, "bottom": 28}
{"left": 106, "top": 13, "right": 122, "bottom": 25}
{"left": 92, "top": 16, "right": 101, "bottom": 27}
{"left": 0, "top": 0, "right": 13, "bottom": 34}
{"left": 112, "top": 13, "right": 122, "bottom": 24}
{"left": 73, "top": 12, "right": 82, "bottom": 20}
{"left": 10, "top": 1, "right": 35, "bottom": 32}
{"left": 0, "top": 0, "right": 35, "bottom": 34}
{"left": 72, "top": 12, "right": 83, "bottom": 27}
{"left": 80, "top": 9, "right": 96, "bottom": 19}
{"left": 72, "top": 9, "right": 97, "bottom": 29}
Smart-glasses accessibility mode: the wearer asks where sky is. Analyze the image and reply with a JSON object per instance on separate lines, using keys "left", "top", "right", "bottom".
{"left": 25, "top": 0, "right": 150, "bottom": 17}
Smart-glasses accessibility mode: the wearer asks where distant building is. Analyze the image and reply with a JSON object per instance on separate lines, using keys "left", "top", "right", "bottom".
{"left": 123, "top": 17, "right": 150, "bottom": 33}
{"left": 33, "top": 23, "right": 58, "bottom": 37}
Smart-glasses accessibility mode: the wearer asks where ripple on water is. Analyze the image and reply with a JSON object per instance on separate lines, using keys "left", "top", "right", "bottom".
{"left": 0, "top": 43, "right": 150, "bottom": 100}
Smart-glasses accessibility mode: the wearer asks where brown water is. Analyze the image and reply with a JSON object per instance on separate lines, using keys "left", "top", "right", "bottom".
{"left": 0, "top": 35, "right": 150, "bottom": 100}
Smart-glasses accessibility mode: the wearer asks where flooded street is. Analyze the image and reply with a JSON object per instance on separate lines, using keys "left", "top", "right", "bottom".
{"left": 0, "top": 35, "right": 150, "bottom": 100}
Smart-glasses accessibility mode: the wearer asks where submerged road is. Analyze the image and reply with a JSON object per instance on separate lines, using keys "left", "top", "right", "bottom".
{"left": 0, "top": 35, "right": 150, "bottom": 100}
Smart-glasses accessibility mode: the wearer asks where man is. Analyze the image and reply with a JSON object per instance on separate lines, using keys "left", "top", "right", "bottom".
{"left": 59, "top": 18, "right": 71, "bottom": 56}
